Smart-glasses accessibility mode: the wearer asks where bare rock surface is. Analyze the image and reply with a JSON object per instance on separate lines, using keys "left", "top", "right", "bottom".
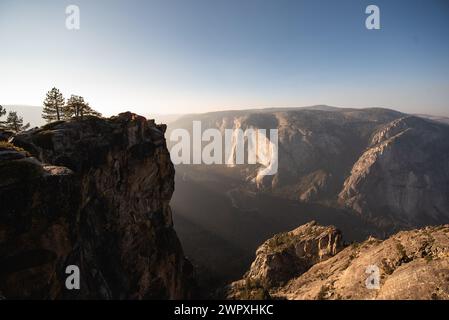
{"left": 227, "top": 222, "right": 449, "bottom": 300}
{"left": 339, "top": 116, "right": 449, "bottom": 229}
{"left": 0, "top": 113, "right": 194, "bottom": 299}
{"left": 226, "top": 221, "right": 343, "bottom": 299}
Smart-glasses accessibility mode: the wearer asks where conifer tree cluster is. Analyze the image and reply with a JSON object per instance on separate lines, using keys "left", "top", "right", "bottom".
{"left": 0, "top": 104, "right": 30, "bottom": 133}
{"left": 42, "top": 88, "right": 102, "bottom": 123}
{"left": 65, "top": 95, "right": 101, "bottom": 119}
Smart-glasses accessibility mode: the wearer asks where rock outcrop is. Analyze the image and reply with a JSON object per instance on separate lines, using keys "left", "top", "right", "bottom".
{"left": 0, "top": 113, "right": 194, "bottom": 299}
{"left": 228, "top": 222, "right": 449, "bottom": 300}
{"left": 226, "top": 221, "right": 343, "bottom": 299}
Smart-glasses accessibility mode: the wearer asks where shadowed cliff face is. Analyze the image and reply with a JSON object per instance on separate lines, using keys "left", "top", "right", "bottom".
{"left": 0, "top": 113, "right": 194, "bottom": 299}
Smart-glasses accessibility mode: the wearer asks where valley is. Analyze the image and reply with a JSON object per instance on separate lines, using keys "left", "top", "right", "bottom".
{"left": 171, "top": 164, "right": 381, "bottom": 295}
{"left": 168, "top": 106, "right": 449, "bottom": 296}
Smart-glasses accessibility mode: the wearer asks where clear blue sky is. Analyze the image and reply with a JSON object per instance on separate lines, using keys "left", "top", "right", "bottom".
{"left": 1, "top": 0, "right": 448, "bottom": 116}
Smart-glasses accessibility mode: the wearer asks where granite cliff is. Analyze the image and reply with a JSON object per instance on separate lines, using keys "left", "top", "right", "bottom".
{"left": 0, "top": 113, "right": 194, "bottom": 299}
{"left": 339, "top": 116, "right": 449, "bottom": 229}
{"left": 169, "top": 107, "right": 449, "bottom": 231}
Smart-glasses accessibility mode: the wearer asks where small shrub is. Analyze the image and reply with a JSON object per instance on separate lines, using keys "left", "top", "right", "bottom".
{"left": 0, "top": 141, "right": 28, "bottom": 154}
{"left": 240, "top": 278, "right": 271, "bottom": 300}
{"left": 317, "top": 285, "right": 329, "bottom": 300}
{"left": 396, "top": 242, "right": 407, "bottom": 257}
{"left": 381, "top": 258, "right": 395, "bottom": 275}
{"left": 267, "top": 232, "right": 295, "bottom": 252}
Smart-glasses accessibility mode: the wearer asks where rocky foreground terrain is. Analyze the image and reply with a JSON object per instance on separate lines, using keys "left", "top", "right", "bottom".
{"left": 227, "top": 221, "right": 449, "bottom": 300}
{"left": 0, "top": 113, "right": 194, "bottom": 299}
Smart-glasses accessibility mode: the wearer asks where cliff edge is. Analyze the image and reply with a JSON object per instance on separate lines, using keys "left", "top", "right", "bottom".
{"left": 0, "top": 112, "right": 194, "bottom": 299}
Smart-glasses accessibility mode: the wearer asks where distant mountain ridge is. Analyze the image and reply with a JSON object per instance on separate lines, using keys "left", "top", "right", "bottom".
{"left": 168, "top": 106, "right": 449, "bottom": 230}
{"left": 4, "top": 104, "right": 448, "bottom": 132}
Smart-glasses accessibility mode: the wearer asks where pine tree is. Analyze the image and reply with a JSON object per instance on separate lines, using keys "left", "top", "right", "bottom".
{"left": 42, "top": 87, "right": 65, "bottom": 122}
{"left": 4, "top": 111, "right": 30, "bottom": 132}
{"left": 0, "top": 105, "right": 6, "bottom": 128}
{"left": 0, "top": 105, "right": 6, "bottom": 118}
{"left": 64, "top": 95, "right": 102, "bottom": 119}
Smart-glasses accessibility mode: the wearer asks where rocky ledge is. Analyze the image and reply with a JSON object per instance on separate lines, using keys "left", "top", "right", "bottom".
{"left": 0, "top": 113, "right": 194, "bottom": 299}
{"left": 226, "top": 221, "right": 343, "bottom": 299}
{"left": 227, "top": 221, "right": 449, "bottom": 300}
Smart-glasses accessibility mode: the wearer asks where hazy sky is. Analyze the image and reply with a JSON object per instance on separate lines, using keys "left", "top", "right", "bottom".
{"left": 1, "top": 0, "right": 449, "bottom": 116}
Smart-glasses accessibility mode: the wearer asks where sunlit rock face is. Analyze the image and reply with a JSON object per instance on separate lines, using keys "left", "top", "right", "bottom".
{"left": 227, "top": 222, "right": 449, "bottom": 300}
{"left": 168, "top": 107, "right": 396, "bottom": 196}
{"left": 276, "top": 224, "right": 449, "bottom": 300}
{"left": 168, "top": 107, "right": 449, "bottom": 230}
{"left": 339, "top": 116, "right": 449, "bottom": 229}
{"left": 228, "top": 221, "right": 343, "bottom": 293}
{"left": 0, "top": 113, "right": 195, "bottom": 299}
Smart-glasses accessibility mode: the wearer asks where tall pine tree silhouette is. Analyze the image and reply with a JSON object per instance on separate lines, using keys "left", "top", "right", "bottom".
{"left": 0, "top": 105, "right": 6, "bottom": 118}
{"left": 0, "top": 105, "right": 6, "bottom": 128}
{"left": 42, "top": 87, "right": 65, "bottom": 122}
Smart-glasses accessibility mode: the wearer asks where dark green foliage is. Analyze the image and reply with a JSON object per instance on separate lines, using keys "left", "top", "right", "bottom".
{"left": 42, "top": 87, "right": 65, "bottom": 122}
{"left": 42, "top": 89, "right": 102, "bottom": 122}
{"left": 0, "top": 104, "right": 6, "bottom": 118}
{"left": 239, "top": 278, "right": 271, "bottom": 300}
{"left": 396, "top": 242, "right": 406, "bottom": 257}
{"left": 2, "top": 111, "right": 30, "bottom": 132}
{"left": 395, "top": 241, "right": 413, "bottom": 264}
{"left": 266, "top": 232, "right": 295, "bottom": 252}
{"left": 1, "top": 105, "right": 31, "bottom": 132}
{"left": 0, "top": 104, "right": 7, "bottom": 128}
{"left": 381, "top": 258, "right": 395, "bottom": 275}
{"left": 64, "top": 95, "right": 101, "bottom": 119}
